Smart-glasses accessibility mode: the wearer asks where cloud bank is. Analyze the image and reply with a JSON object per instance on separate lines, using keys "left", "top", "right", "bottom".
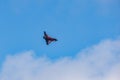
{"left": 0, "top": 38, "right": 120, "bottom": 80}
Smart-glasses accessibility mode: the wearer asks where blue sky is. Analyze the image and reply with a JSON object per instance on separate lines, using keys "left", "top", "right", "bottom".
{"left": 0, "top": 0, "right": 120, "bottom": 79}
{"left": 0, "top": 0, "right": 119, "bottom": 57}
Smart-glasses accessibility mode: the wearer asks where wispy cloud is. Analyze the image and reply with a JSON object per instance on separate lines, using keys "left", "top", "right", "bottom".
{"left": 6, "top": 0, "right": 120, "bottom": 16}
{"left": 8, "top": 0, "right": 31, "bottom": 14}
{"left": 94, "top": 0, "right": 120, "bottom": 15}
{"left": 0, "top": 38, "right": 120, "bottom": 80}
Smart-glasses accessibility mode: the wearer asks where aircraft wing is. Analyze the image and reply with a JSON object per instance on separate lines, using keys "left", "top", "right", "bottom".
{"left": 45, "top": 39, "right": 49, "bottom": 45}
{"left": 44, "top": 31, "right": 48, "bottom": 37}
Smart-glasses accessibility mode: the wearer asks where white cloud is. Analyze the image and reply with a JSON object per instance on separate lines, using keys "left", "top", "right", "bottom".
{"left": 0, "top": 38, "right": 120, "bottom": 80}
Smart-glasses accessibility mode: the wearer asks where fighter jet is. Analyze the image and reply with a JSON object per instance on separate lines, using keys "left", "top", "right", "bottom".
{"left": 43, "top": 31, "right": 57, "bottom": 45}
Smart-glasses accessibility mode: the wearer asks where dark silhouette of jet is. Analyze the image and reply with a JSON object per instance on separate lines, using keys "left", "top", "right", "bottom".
{"left": 43, "top": 31, "right": 57, "bottom": 45}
